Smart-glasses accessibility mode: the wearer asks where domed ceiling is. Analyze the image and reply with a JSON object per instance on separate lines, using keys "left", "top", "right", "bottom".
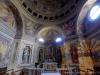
{"left": 18, "top": 0, "right": 87, "bottom": 24}
{"left": 26, "top": 0, "right": 71, "bottom": 14}
{"left": 14, "top": 0, "right": 87, "bottom": 41}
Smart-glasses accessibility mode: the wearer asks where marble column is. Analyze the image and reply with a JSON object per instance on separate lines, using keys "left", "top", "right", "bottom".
{"left": 61, "top": 42, "right": 72, "bottom": 68}
{"left": 7, "top": 39, "right": 22, "bottom": 73}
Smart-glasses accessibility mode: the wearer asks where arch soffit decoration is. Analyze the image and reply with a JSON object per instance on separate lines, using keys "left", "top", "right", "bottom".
{"left": 4, "top": 0, "right": 23, "bottom": 39}
{"left": 36, "top": 26, "right": 65, "bottom": 39}
{"left": 77, "top": 0, "right": 97, "bottom": 36}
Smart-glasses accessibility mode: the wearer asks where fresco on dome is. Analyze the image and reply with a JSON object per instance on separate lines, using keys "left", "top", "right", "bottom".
{"left": 0, "top": 2, "right": 16, "bottom": 30}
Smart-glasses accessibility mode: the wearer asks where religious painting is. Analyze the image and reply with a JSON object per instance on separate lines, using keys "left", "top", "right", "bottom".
{"left": 24, "top": 16, "right": 42, "bottom": 36}
{"left": 22, "top": 43, "right": 33, "bottom": 64}
{"left": 78, "top": 39, "right": 100, "bottom": 62}
{"left": 25, "top": 20, "right": 34, "bottom": 36}
{"left": 0, "top": 2, "right": 16, "bottom": 30}
{"left": 0, "top": 34, "right": 11, "bottom": 67}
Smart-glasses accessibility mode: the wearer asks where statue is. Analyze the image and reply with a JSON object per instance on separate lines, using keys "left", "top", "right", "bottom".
{"left": 22, "top": 46, "right": 31, "bottom": 64}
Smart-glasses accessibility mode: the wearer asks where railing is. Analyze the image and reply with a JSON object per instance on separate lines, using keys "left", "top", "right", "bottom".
{"left": 0, "top": 66, "right": 96, "bottom": 75}
{"left": 20, "top": 67, "right": 95, "bottom": 75}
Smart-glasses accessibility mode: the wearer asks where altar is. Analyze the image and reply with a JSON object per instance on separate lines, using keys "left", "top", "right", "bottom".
{"left": 41, "top": 72, "right": 61, "bottom": 75}
{"left": 42, "top": 62, "right": 57, "bottom": 71}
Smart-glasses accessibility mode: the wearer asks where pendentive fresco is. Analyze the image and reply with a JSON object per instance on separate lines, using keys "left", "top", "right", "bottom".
{"left": 0, "top": 2, "right": 16, "bottom": 31}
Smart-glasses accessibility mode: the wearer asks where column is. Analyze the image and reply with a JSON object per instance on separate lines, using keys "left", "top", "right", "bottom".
{"left": 61, "top": 42, "right": 72, "bottom": 68}
{"left": 7, "top": 39, "right": 22, "bottom": 73}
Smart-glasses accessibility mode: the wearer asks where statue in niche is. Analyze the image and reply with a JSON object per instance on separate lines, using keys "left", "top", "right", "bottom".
{"left": 22, "top": 46, "right": 31, "bottom": 64}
